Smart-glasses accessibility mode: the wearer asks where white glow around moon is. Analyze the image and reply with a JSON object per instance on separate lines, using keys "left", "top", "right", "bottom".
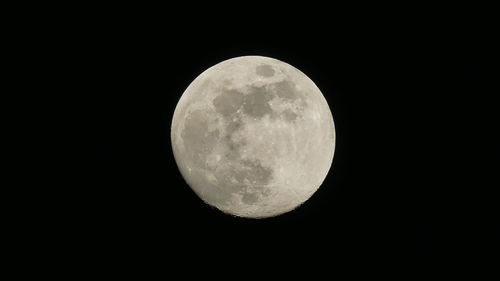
{"left": 171, "top": 56, "right": 335, "bottom": 218}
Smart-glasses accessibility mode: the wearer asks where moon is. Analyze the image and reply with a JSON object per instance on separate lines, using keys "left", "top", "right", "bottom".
{"left": 171, "top": 56, "right": 335, "bottom": 218}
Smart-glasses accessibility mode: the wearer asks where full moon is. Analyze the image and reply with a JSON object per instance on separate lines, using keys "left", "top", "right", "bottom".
{"left": 171, "top": 56, "right": 335, "bottom": 218}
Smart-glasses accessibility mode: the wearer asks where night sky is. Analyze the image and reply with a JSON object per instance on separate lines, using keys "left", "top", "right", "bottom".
{"left": 54, "top": 4, "right": 497, "bottom": 272}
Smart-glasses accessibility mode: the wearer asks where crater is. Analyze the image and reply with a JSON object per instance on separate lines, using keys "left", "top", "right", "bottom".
{"left": 225, "top": 139, "right": 243, "bottom": 161}
{"left": 234, "top": 159, "right": 273, "bottom": 185}
{"left": 282, "top": 108, "right": 298, "bottom": 122}
{"left": 255, "top": 64, "right": 275, "bottom": 77}
{"left": 213, "top": 89, "right": 244, "bottom": 117}
{"left": 225, "top": 116, "right": 243, "bottom": 134}
{"left": 213, "top": 158, "right": 273, "bottom": 199}
{"left": 242, "top": 86, "right": 274, "bottom": 118}
{"left": 273, "top": 80, "right": 299, "bottom": 101}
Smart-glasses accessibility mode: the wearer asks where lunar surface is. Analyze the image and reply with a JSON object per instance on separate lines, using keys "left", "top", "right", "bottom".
{"left": 171, "top": 56, "right": 335, "bottom": 218}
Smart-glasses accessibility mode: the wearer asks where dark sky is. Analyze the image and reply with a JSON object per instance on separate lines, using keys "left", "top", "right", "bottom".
{"left": 56, "top": 4, "right": 497, "bottom": 272}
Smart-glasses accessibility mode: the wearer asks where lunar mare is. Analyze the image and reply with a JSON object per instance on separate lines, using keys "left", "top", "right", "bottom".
{"left": 171, "top": 56, "right": 335, "bottom": 218}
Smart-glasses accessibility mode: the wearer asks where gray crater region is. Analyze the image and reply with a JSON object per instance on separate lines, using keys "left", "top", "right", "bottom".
{"left": 171, "top": 56, "right": 335, "bottom": 218}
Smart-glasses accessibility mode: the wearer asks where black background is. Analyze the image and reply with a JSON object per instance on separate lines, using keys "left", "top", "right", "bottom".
{"left": 48, "top": 4, "right": 497, "bottom": 272}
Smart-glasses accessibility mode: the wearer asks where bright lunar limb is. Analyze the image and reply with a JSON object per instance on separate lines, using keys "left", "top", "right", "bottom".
{"left": 171, "top": 56, "right": 335, "bottom": 218}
